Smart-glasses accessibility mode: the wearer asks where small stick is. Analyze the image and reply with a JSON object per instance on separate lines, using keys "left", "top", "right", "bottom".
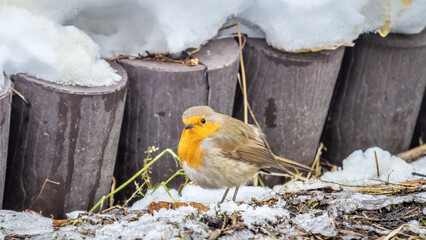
{"left": 12, "top": 88, "right": 30, "bottom": 105}
{"left": 374, "top": 151, "right": 380, "bottom": 178}
{"left": 307, "top": 143, "right": 324, "bottom": 179}
{"left": 396, "top": 144, "right": 426, "bottom": 163}
{"left": 27, "top": 178, "right": 60, "bottom": 211}
{"left": 109, "top": 176, "right": 116, "bottom": 208}
{"left": 237, "top": 74, "right": 273, "bottom": 153}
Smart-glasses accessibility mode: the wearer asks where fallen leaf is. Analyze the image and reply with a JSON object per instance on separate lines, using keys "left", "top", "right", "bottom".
{"left": 190, "top": 202, "right": 208, "bottom": 212}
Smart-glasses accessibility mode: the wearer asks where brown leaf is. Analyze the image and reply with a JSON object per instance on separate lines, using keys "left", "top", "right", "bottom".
{"left": 189, "top": 202, "right": 209, "bottom": 212}
{"left": 147, "top": 201, "right": 209, "bottom": 213}
{"left": 172, "top": 202, "right": 189, "bottom": 209}
{"left": 147, "top": 201, "right": 172, "bottom": 213}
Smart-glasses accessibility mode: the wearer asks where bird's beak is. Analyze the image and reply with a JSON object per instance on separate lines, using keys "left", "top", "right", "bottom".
{"left": 184, "top": 123, "right": 194, "bottom": 130}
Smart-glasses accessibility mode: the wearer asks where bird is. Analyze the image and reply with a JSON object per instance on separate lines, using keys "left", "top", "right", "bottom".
{"left": 177, "top": 105, "right": 309, "bottom": 203}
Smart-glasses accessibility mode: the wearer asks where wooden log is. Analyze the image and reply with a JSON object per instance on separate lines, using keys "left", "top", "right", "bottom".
{"left": 0, "top": 75, "right": 12, "bottom": 209}
{"left": 193, "top": 38, "right": 240, "bottom": 116}
{"left": 3, "top": 62, "right": 127, "bottom": 218}
{"left": 241, "top": 39, "right": 345, "bottom": 163}
{"left": 411, "top": 91, "right": 426, "bottom": 147}
{"left": 397, "top": 144, "right": 426, "bottom": 163}
{"left": 238, "top": 38, "right": 344, "bottom": 185}
{"left": 115, "top": 38, "right": 239, "bottom": 199}
{"left": 322, "top": 30, "right": 426, "bottom": 165}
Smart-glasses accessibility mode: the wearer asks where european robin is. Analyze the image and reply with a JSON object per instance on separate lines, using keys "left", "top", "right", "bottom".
{"left": 177, "top": 106, "right": 298, "bottom": 203}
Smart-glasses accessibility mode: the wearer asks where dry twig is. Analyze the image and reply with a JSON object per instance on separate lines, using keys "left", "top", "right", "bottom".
{"left": 27, "top": 178, "right": 60, "bottom": 212}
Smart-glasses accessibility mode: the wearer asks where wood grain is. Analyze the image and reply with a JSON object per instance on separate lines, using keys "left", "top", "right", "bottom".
{"left": 411, "top": 91, "right": 426, "bottom": 147}
{"left": 3, "top": 63, "right": 127, "bottom": 218}
{"left": 0, "top": 75, "right": 12, "bottom": 208}
{"left": 322, "top": 31, "right": 426, "bottom": 165}
{"left": 115, "top": 39, "right": 239, "bottom": 199}
{"left": 238, "top": 39, "right": 344, "bottom": 185}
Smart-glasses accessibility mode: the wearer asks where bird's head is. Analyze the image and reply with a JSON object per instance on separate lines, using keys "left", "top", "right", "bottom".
{"left": 181, "top": 106, "right": 222, "bottom": 140}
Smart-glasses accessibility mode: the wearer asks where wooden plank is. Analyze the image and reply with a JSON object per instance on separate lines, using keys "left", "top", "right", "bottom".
{"left": 322, "top": 30, "right": 426, "bottom": 165}
{"left": 0, "top": 75, "right": 12, "bottom": 209}
{"left": 3, "top": 63, "right": 127, "bottom": 218}
{"left": 116, "top": 39, "right": 239, "bottom": 200}
{"left": 239, "top": 39, "right": 344, "bottom": 185}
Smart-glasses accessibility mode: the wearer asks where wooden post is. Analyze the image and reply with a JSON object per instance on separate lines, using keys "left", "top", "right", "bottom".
{"left": 0, "top": 75, "right": 12, "bottom": 209}
{"left": 3, "top": 63, "right": 127, "bottom": 218}
{"left": 411, "top": 92, "right": 426, "bottom": 147}
{"left": 193, "top": 38, "right": 240, "bottom": 116}
{"left": 322, "top": 31, "right": 426, "bottom": 165}
{"left": 238, "top": 39, "right": 344, "bottom": 185}
{"left": 115, "top": 38, "right": 239, "bottom": 199}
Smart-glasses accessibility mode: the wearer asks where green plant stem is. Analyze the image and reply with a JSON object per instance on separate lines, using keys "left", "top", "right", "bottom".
{"left": 89, "top": 148, "right": 180, "bottom": 213}
{"left": 257, "top": 175, "right": 265, "bottom": 187}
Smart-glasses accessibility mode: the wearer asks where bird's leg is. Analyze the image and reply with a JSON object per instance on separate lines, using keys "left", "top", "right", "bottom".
{"left": 232, "top": 186, "right": 240, "bottom": 202}
{"left": 220, "top": 188, "right": 230, "bottom": 203}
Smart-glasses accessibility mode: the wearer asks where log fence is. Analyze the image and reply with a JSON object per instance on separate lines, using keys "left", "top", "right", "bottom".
{"left": 0, "top": 31, "right": 425, "bottom": 214}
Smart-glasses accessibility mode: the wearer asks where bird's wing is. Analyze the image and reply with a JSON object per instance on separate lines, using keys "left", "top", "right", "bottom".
{"left": 210, "top": 115, "right": 279, "bottom": 169}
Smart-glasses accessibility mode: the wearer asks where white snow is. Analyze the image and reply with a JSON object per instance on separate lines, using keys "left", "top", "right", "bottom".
{"left": 0, "top": 145, "right": 425, "bottom": 239}
{"left": 407, "top": 220, "right": 426, "bottom": 237}
{"left": 0, "top": 210, "right": 52, "bottom": 236}
{"left": 130, "top": 184, "right": 273, "bottom": 211}
{"left": 66, "top": 210, "right": 85, "bottom": 219}
{"left": 293, "top": 211, "right": 338, "bottom": 237}
{"left": 0, "top": 4, "right": 120, "bottom": 88}
{"left": 321, "top": 147, "right": 425, "bottom": 185}
{"left": 2, "top": 1, "right": 426, "bottom": 89}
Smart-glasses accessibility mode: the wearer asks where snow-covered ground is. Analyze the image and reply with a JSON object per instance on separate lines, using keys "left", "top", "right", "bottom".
{"left": 0, "top": 147, "right": 425, "bottom": 239}
{"left": 1, "top": 1, "right": 426, "bottom": 89}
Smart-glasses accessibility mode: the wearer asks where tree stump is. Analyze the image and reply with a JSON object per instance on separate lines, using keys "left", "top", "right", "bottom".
{"left": 238, "top": 39, "right": 344, "bottom": 185}
{"left": 115, "top": 38, "right": 239, "bottom": 199}
{"left": 0, "top": 75, "right": 12, "bottom": 209}
{"left": 3, "top": 63, "right": 127, "bottom": 218}
{"left": 322, "top": 31, "right": 426, "bottom": 165}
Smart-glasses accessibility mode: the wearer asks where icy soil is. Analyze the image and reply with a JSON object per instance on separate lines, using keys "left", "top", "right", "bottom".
{"left": 1, "top": 183, "right": 424, "bottom": 239}
{"left": 1, "top": 148, "right": 425, "bottom": 239}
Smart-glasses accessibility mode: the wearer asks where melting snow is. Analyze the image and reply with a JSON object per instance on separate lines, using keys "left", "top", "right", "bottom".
{"left": 0, "top": 147, "right": 425, "bottom": 239}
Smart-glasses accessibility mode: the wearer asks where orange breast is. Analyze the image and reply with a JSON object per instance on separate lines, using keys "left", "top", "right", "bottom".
{"left": 178, "top": 131, "right": 205, "bottom": 169}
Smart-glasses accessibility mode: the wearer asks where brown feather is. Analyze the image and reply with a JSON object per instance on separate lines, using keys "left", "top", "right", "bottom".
{"left": 210, "top": 114, "right": 281, "bottom": 169}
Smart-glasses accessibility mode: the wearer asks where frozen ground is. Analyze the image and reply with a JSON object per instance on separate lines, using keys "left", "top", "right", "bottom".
{"left": 0, "top": 147, "right": 425, "bottom": 239}
{"left": 1, "top": 1, "right": 426, "bottom": 89}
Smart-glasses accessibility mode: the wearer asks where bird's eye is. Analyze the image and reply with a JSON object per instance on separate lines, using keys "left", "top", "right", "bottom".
{"left": 201, "top": 118, "right": 206, "bottom": 124}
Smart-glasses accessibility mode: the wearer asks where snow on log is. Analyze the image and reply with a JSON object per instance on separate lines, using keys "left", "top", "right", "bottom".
{"left": 3, "top": 63, "right": 127, "bottom": 218}
{"left": 0, "top": 75, "right": 12, "bottom": 209}
{"left": 115, "top": 38, "right": 239, "bottom": 198}
{"left": 237, "top": 38, "right": 344, "bottom": 185}
{"left": 322, "top": 30, "right": 426, "bottom": 165}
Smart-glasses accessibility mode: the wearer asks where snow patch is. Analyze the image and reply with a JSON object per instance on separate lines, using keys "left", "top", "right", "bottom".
{"left": 0, "top": 210, "right": 53, "bottom": 236}
{"left": 293, "top": 211, "right": 338, "bottom": 237}
{"left": 2, "top": 1, "right": 426, "bottom": 89}
{"left": 0, "top": 5, "right": 120, "bottom": 87}
{"left": 321, "top": 147, "right": 424, "bottom": 185}
{"left": 130, "top": 185, "right": 273, "bottom": 211}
